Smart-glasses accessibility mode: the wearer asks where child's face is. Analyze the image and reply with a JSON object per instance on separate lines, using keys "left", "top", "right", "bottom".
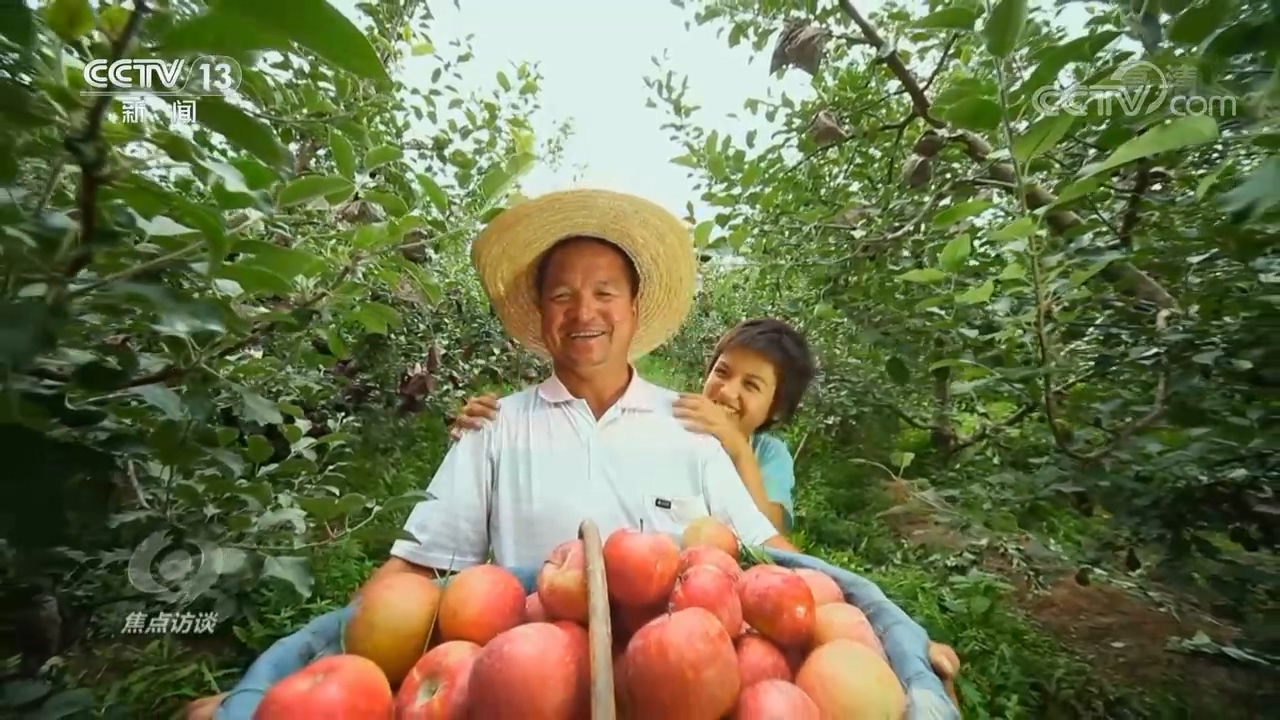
{"left": 702, "top": 346, "right": 778, "bottom": 435}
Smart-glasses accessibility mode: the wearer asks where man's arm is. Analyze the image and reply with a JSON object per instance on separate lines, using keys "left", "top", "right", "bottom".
{"left": 355, "top": 425, "right": 496, "bottom": 597}
{"left": 700, "top": 442, "right": 799, "bottom": 553}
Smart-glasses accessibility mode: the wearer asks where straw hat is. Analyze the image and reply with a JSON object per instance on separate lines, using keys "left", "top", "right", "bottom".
{"left": 471, "top": 189, "right": 697, "bottom": 360}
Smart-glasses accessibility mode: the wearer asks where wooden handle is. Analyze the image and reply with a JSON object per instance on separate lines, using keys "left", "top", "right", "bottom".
{"left": 579, "top": 519, "right": 616, "bottom": 720}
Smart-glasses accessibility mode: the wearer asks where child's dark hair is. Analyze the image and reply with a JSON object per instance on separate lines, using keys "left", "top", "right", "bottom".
{"left": 707, "top": 318, "right": 815, "bottom": 431}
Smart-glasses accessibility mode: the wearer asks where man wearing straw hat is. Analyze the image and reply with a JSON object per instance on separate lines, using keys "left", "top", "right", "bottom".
{"left": 364, "top": 188, "right": 799, "bottom": 581}
{"left": 194, "top": 189, "right": 963, "bottom": 720}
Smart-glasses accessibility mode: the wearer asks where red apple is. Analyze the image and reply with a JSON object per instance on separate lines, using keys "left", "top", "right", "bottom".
{"left": 737, "top": 566, "right": 816, "bottom": 649}
{"left": 465, "top": 622, "right": 590, "bottom": 719}
{"left": 733, "top": 679, "right": 820, "bottom": 719}
{"left": 394, "top": 640, "right": 481, "bottom": 719}
{"left": 621, "top": 607, "right": 740, "bottom": 718}
{"left": 437, "top": 565, "right": 526, "bottom": 645}
{"left": 795, "top": 568, "right": 844, "bottom": 606}
{"left": 668, "top": 564, "right": 743, "bottom": 638}
{"left": 525, "top": 592, "right": 546, "bottom": 622}
{"left": 343, "top": 572, "right": 441, "bottom": 686}
{"left": 611, "top": 599, "right": 665, "bottom": 648}
{"left": 677, "top": 545, "right": 742, "bottom": 581}
{"left": 813, "top": 602, "right": 885, "bottom": 657}
{"left": 735, "top": 633, "right": 792, "bottom": 688}
{"left": 735, "top": 563, "right": 789, "bottom": 593}
{"left": 536, "top": 539, "right": 589, "bottom": 624}
{"left": 254, "top": 654, "right": 392, "bottom": 719}
{"left": 681, "top": 516, "right": 740, "bottom": 559}
{"left": 602, "top": 528, "right": 680, "bottom": 607}
{"left": 795, "top": 639, "right": 906, "bottom": 719}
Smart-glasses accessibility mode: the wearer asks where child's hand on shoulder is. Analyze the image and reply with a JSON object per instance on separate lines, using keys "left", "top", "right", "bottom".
{"left": 673, "top": 393, "right": 749, "bottom": 457}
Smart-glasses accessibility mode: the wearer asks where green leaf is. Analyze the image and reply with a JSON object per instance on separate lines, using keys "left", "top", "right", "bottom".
{"left": 939, "top": 234, "right": 973, "bottom": 272}
{"left": 418, "top": 174, "right": 450, "bottom": 214}
{"left": 130, "top": 384, "right": 185, "bottom": 420}
{"left": 998, "top": 262, "right": 1027, "bottom": 280}
{"left": 478, "top": 152, "right": 536, "bottom": 206}
{"left": 195, "top": 97, "right": 290, "bottom": 168}
{"left": 1051, "top": 175, "right": 1105, "bottom": 207}
{"left": 694, "top": 221, "right": 714, "bottom": 246}
{"left": 202, "top": 160, "right": 251, "bottom": 195}
{"left": 411, "top": 41, "right": 434, "bottom": 56}
{"left": 394, "top": 258, "right": 444, "bottom": 304}
{"left": 942, "top": 97, "right": 1002, "bottom": 131}
{"left": 363, "top": 145, "right": 402, "bottom": 170}
{"left": 235, "top": 239, "right": 326, "bottom": 279}
{"left": 991, "top": 216, "right": 1038, "bottom": 240}
{"left": 276, "top": 175, "right": 353, "bottom": 208}
{"left": 1195, "top": 161, "right": 1227, "bottom": 201}
{"left": 245, "top": 435, "right": 274, "bottom": 463}
{"left": 1078, "top": 116, "right": 1220, "bottom": 180}
{"left": 262, "top": 555, "right": 314, "bottom": 598}
{"left": 353, "top": 223, "right": 391, "bottom": 250}
{"left": 1219, "top": 156, "right": 1280, "bottom": 223}
{"left": 30, "top": 688, "right": 95, "bottom": 719}
{"left": 326, "top": 329, "right": 348, "bottom": 360}
{"left": 1, "top": 0, "right": 36, "bottom": 50}
{"left": 983, "top": 0, "right": 1028, "bottom": 58}
{"left": 213, "top": 0, "right": 389, "bottom": 84}
{"left": 218, "top": 264, "right": 292, "bottom": 296}
{"left": 891, "top": 451, "right": 915, "bottom": 471}
{"left": 392, "top": 215, "right": 427, "bottom": 237}
{"left": 297, "top": 496, "right": 340, "bottom": 521}
{"left": 915, "top": 7, "right": 979, "bottom": 30}
{"left": 329, "top": 130, "right": 356, "bottom": 179}
{"left": 238, "top": 388, "right": 283, "bottom": 425}
{"left": 364, "top": 190, "right": 408, "bottom": 218}
{"left": 1168, "top": 0, "right": 1238, "bottom": 45}
{"left": 932, "top": 200, "right": 992, "bottom": 228}
{"left": 496, "top": 71, "right": 511, "bottom": 91}
{"left": 1069, "top": 261, "right": 1111, "bottom": 287}
{"left": 1012, "top": 114, "right": 1076, "bottom": 164}
{"left": 885, "top": 356, "right": 911, "bottom": 384}
{"left": 44, "top": 0, "right": 95, "bottom": 43}
{"left": 352, "top": 302, "right": 401, "bottom": 334}
{"left": 899, "top": 268, "right": 949, "bottom": 283}
{"left": 956, "top": 279, "right": 995, "bottom": 305}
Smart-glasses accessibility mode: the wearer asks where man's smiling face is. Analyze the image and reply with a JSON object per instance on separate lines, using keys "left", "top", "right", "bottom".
{"left": 536, "top": 236, "right": 639, "bottom": 374}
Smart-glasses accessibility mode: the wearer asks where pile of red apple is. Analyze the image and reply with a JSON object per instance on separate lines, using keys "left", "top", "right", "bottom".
{"left": 253, "top": 518, "right": 907, "bottom": 719}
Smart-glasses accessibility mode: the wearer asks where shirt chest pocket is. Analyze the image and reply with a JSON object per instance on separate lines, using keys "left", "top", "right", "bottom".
{"left": 641, "top": 493, "right": 711, "bottom": 535}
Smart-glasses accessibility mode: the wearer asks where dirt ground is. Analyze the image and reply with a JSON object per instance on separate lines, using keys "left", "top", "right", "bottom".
{"left": 1023, "top": 574, "right": 1275, "bottom": 717}
{"left": 882, "top": 487, "right": 1278, "bottom": 718}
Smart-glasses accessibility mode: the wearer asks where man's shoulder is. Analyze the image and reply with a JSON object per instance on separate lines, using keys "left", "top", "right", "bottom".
{"left": 635, "top": 377, "right": 680, "bottom": 411}
{"left": 627, "top": 378, "right": 725, "bottom": 454}
{"left": 494, "top": 385, "right": 541, "bottom": 410}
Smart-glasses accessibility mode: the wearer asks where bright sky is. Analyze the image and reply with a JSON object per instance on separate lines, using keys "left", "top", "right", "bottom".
{"left": 331, "top": 1, "right": 1098, "bottom": 219}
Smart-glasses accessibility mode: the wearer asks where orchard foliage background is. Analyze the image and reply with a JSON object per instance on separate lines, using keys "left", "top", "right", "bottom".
{"left": 0, "top": 0, "right": 1275, "bottom": 717}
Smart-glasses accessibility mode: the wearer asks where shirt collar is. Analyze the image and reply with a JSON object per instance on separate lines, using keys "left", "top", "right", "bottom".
{"left": 536, "top": 365, "right": 659, "bottom": 412}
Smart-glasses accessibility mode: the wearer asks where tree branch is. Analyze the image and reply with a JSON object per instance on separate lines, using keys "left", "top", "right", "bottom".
{"left": 58, "top": 0, "right": 151, "bottom": 285}
{"left": 835, "top": 0, "right": 937, "bottom": 125}
{"left": 1044, "top": 308, "right": 1174, "bottom": 462}
{"left": 950, "top": 370, "right": 1098, "bottom": 454}
{"left": 1118, "top": 161, "right": 1152, "bottom": 250}
{"left": 830, "top": 0, "right": 1178, "bottom": 311}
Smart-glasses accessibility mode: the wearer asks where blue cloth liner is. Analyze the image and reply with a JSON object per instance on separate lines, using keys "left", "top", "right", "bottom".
{"left": 215, "top": 553, "right": 957, "bottom": 720}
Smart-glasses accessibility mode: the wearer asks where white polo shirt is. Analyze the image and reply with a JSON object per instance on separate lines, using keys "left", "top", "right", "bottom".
{"left": 390, "top": 372, "right": 781, "bottom": 570}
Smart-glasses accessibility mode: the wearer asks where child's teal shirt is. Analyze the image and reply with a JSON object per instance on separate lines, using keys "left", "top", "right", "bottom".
{"left": 750, "top": 432, "right": 796, "bottom": 531}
